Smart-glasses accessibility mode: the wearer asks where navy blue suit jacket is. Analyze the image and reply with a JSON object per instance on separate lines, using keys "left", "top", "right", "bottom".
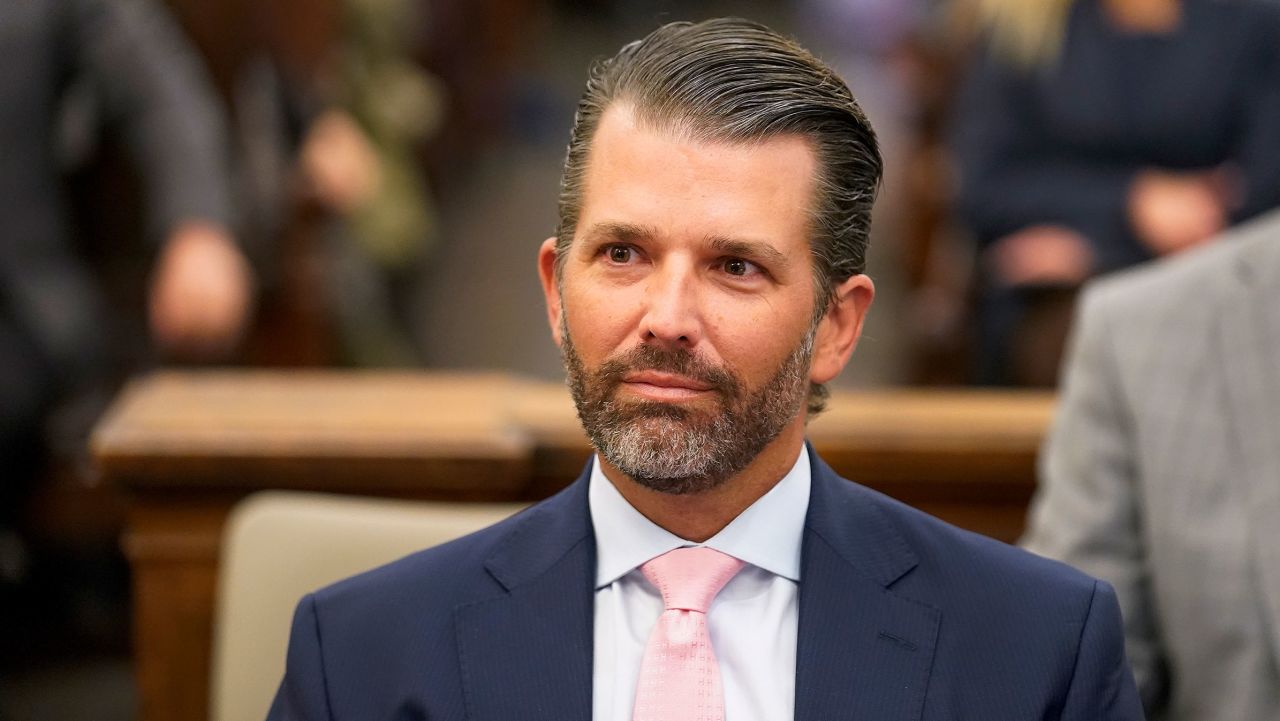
{"left": 268, "top": 446, "right": 1144, "bottom": 720}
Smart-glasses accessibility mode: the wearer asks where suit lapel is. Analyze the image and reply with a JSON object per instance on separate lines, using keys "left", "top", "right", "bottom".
{"left": 453, "top": 449, "right": 946, "bottom": 721}
{"left": 1216, "top": 235, "right": 1280, "bottom": 655}
{"left": 454, "top": 468, "right": 596, "bottom": 721}
{"left": 796, "top": 448, "right": 940, "bottom": 721}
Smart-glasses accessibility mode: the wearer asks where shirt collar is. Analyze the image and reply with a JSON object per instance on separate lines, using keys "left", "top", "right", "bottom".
{"left": 588, "top": 446, "right": 810, "bottom": 588}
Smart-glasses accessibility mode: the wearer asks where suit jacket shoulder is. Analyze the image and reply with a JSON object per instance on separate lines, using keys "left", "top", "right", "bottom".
{"left": 814, "top": 454, "right": 1111, "bottom": 635}
{"left": 270, "top": 477, "right": 596, "bottom": 721}
{"left": 800, "top": 453, "right": 1143, "bottom": 720}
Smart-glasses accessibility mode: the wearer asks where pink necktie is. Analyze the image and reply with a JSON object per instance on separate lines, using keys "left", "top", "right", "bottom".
{"left": 633, "top": 547, "right": 746, "bottom": 721}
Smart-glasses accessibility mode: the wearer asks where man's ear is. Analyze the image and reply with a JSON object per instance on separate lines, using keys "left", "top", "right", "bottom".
{"left": 538, "top": 237, "right": 563, "bottom": 346}
{"left": 809, "top": 274, "right": 875, "bottom": 384}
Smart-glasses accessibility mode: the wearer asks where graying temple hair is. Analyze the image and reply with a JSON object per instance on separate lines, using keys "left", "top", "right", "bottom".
{"left": 553, "top": 17, "right": 882, "bottom": 414}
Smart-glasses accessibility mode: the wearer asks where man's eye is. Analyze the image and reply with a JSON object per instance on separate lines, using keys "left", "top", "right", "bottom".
{"left": 607, "top": 245, "right": 632, "bottom": 263}
{"left": 723, "top": 258, "right": 760, "bottom": 277}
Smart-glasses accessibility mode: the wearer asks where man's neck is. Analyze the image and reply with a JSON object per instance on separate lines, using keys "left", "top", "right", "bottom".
{"left": 599, "top": 421, "right": 807, "bottom": 542}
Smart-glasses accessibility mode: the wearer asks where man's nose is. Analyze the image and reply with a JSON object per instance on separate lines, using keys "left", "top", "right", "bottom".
{"left": 639, "top": 264, "right": 703, "bottom": 349}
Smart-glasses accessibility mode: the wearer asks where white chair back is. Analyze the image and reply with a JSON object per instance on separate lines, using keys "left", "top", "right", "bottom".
{"left": 210, "top": 491, "right": 524, "bottom": 721}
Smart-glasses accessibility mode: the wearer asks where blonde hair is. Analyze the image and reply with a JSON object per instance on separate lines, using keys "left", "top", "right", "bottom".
{"left": 974, "top": 0, "right": 1076, "bottom": 69}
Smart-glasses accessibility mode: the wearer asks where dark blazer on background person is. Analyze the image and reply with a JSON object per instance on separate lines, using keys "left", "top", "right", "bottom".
{"left": 1024, "top": 209, "right": 1280, "bottom": 720}
{"left": 268, "top": 445, "right": 1143, "bottom": 721}
{"left": 953, "top": 0, "right": 1280, "bottom": 274}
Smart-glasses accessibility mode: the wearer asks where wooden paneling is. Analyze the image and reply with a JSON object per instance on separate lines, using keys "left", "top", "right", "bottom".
{"left": 93, "top": 371, "right": 1054, "bottom": 721}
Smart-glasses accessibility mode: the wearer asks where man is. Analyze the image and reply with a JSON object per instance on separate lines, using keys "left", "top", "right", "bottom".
{"left": 269, "top": 18, "right": 1142, "bottom": 720}
{"left": 1023, "top": 208, "right": 1280, "bottom": 721}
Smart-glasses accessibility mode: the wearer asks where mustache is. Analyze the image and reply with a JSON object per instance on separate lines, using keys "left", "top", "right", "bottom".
{"left": 596, "top": 345, "right": 741, "bottom": 400}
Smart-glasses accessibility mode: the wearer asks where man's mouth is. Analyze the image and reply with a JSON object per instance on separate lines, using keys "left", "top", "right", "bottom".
{"left": 620, "top": 371, "right": 716, "bottom": 401}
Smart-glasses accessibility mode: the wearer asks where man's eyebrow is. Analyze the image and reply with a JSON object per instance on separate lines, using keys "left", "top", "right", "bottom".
{"left": 579, "top": 221, "right": 658, "bottom": 246}
{"left": 707, "top": 235, "right": 789, "bottom": 267}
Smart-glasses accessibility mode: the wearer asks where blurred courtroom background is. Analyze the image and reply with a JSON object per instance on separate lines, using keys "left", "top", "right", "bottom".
{"left": 2, "top": 0, "right": 1277, "bottom": 718}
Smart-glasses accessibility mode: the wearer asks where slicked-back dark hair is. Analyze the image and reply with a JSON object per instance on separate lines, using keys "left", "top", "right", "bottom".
{"left": 554, "top": 17, "right": 882, "bottom": 414}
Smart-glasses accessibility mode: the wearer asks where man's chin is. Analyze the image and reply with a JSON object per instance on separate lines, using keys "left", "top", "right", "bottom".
{"left": 604, "top": 444, "right": 732, "bottom": 496}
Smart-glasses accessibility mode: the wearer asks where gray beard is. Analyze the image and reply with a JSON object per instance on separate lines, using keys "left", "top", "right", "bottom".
{"left": 561, "top": 318, "right": 814, "bottom": 495}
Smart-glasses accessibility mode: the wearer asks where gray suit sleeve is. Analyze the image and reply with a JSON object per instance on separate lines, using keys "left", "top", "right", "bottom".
{"left": 63, "top": 0, "right": 235, "bottom": 238}
{"left": 1022, "top": 286, "right": 1167, "bottom": 711}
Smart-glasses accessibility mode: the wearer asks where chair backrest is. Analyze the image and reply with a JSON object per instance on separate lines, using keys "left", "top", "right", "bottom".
{"left": 210, "top": 491, "right": 524, "bottom": 721}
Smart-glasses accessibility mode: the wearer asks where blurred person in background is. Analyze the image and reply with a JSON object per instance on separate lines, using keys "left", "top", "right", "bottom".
{"left": 950, "top": 0, "right": 1280, "bottom": 385}
{"left": 1023, "top": 207, "right": 1280, "bottom": 720}
{"left": 234, "top": 0, "right": 441, "bottom": 367}
{"left": 1, "top": 0, "right": 251, "bottom": 621}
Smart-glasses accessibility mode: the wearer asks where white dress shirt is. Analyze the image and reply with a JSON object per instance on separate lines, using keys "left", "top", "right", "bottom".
{"left": 589, "top": 447, "right": 810, "bottom": 721}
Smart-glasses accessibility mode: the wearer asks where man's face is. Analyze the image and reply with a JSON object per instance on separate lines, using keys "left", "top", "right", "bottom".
{"left": 539, "top": 105, "right": 871, "bottom": 493}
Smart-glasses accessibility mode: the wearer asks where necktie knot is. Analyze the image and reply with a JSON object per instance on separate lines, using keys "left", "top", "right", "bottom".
{"left": 640, "top": 546, "right": 745, "bottom": 613}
